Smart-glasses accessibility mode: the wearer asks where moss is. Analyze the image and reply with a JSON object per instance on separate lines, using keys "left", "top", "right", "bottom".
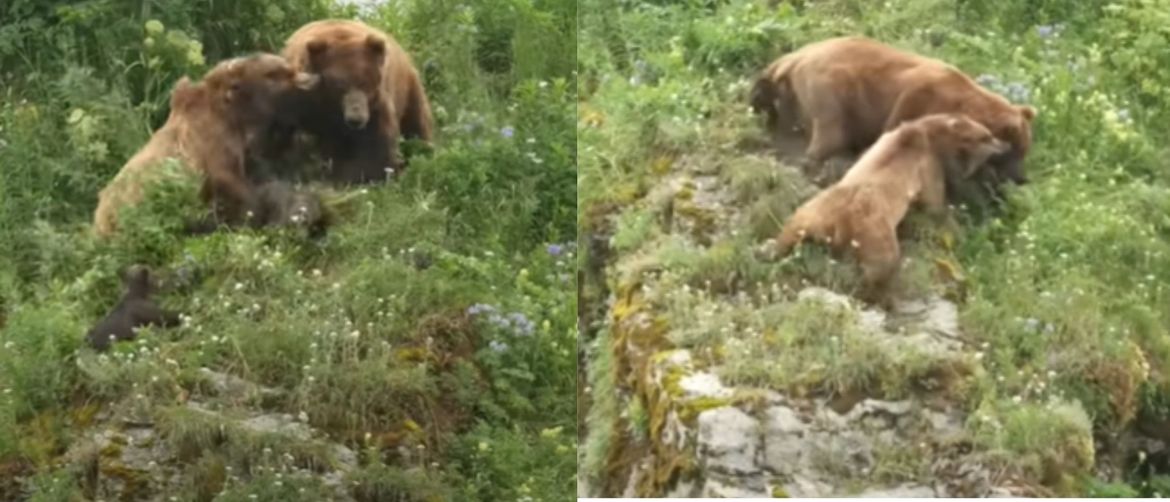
{"left": 771, "top": 485, "right": 789, "bottom": 497}
{"left": 70, "top": 404, "right": 101, "bottom": 429}
{"left": 673, "top": 201, "right": 718, "bottom": 244}
{"left": 98, "top": 461, "right": 149, "bottom": 500}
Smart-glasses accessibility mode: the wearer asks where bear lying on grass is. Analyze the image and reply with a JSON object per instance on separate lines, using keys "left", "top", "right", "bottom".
{"left": 277, "top": 19, "right": 434, "bottom": 185}
{"left": 751, "top": 36, "right": 1036, "bottom": 188}
{"left": 765, "top": 113, "right": 1009, "bottom": 307}
{"left": 93, "top": 53, "right": 320, "bottom": 237}
{"left": 86, "top": 265, "right": 180, "bottom": 351}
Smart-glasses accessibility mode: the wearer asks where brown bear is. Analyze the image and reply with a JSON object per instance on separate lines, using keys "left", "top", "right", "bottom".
{"left": 750, "top": 36, "right": 1036, "bottom": 187}
{"left": 85, "top": 265, "right": 180, "bottom": 351}
{"left": 93, "top": 53, "right": 320, "bottom": 237}
{"left": 279, "top": 19, "right": 434, "bottom": 184}
{"left": 766, "top": 113, "right": 1008, "bottom": 307}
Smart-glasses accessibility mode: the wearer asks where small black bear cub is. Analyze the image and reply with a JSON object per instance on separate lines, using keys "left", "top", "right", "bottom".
{"left": 86, "top": 265, "right": 181, "bottom": 351}
{"left": 250, "top": 180, "right": 330, "bottom": 239}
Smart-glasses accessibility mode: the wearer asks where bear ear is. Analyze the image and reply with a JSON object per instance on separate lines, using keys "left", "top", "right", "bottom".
{"left": 307, "top": 40, "right": 328, "bottom": 64}
{"left": 365, "top": 35, "right": 386, "bottom": 57}
{"left": 1018, "top": 105, "right": 1037, "bottom": 122}
{"left": 122, "top": 265, "right": 152, "bottom": 294}
{"left": 170, "top": 77, "right": 200, "bottom": 110}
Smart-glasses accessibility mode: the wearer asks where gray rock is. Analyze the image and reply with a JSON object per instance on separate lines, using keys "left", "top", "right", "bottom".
{"left": 702, "top": 475, "right": 770, "bottom": 497}
{"left": 855, "top": 484, "right": 937, "bottom": 497}
{"left": 697, "top": 406, "right": 761, "bottom": 476}
{"left": 762, "top": 405, "right": 807, "bottom": 476}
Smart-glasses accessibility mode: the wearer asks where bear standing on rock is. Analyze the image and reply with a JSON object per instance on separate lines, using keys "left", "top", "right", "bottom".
{"left": 280, "top": 19, "right": 434, "bottom": 185}
{"left": 93, "top": 54, "right": 320, "bottom": 237}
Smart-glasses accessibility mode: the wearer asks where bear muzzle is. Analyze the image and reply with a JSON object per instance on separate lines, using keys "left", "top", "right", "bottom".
{"left": 342, "top": 89, "right": 371, "bottom": 130}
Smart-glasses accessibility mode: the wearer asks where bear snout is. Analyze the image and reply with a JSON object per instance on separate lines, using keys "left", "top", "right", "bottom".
{"left": 342, "top": 89, "right": 370, "bottom": 129}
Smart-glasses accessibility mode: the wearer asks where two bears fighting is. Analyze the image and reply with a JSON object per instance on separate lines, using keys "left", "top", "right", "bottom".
{"left": 93, "top": 19, "right": 432, "bottom": 239}
{"left": 86, "top": 19, "right": 433, "bottom": 350}
{"left": 751, "top": 36, "right": 1038, "bottom": 307}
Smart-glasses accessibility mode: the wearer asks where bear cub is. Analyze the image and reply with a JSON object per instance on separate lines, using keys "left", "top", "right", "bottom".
{"left": 249, "top": 180, "right": 331, "bottom": 239}
{"left": 86, "top": 265, "right": 181, "bottom": 351}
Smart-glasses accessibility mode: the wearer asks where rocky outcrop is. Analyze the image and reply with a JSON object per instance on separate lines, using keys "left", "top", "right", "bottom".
{"left": 580, "top": 140, "right": 1094, "bottom": 497}
{"left": 54, "top": 369, "right": 359, "bottom": 501}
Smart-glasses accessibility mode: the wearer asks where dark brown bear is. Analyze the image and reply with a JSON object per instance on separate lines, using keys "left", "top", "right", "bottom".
{"left": 279, "top": 19, "right": 434, "bottom": 185}
{"left": 86, "top": 265, "right": 181, "bottom": 351}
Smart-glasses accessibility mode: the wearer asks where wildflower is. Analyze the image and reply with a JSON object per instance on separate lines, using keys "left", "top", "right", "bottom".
{"left": 478, "top": 441, "right": 490, "bottom": 452}
{"left": 547, "top": 243, "right": 564, "bottom": 256}
{"left": 1117, "top": 108, "right": 1132, "bottom": 124}
{"left": 1036, "top": 25, "right": 1054, "bottom": 38}
{"left": 489, "top": 340, "right": 509, "bottom": 352}
{"left": 467, "top": 303, "right": 496, "bottom": 315}
{"left": 500, "top": 126, "right": 515, "bottom": 138}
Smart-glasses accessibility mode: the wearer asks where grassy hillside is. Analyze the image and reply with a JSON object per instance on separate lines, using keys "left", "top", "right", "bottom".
{"left": 579, "top": 0, "right": 1170, "bottom": 496}
{"left": 0, "top": 0, "right": 576, "bottom": 500}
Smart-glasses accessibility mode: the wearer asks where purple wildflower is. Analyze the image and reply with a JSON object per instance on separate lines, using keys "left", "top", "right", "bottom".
{"left": 489, "top": 340, "right": 509, "bottom": 352}
{"left": 508, "top": 312, "right": 535, "bottom": 336}
{"left": 1036, "top": 25, "right": 1054, "bottom": 38}
{"left": 501, "top": 126, "right": 515, "bottom": 139}
{"left": 547, "top": 243, "right": 564, "bottom": 256}
{"left": 467, "top": 303, "right": 497, "bottom": 316}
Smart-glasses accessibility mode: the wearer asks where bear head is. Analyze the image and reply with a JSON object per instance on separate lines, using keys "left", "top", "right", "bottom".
{"left": 303, "top": 34, "right": 387, "bottom": 130}
{"left": 174, "top": 53, "right": 320, "bottom": 130}
{"left": 916, "top": 113, "right": 1011, "bottom": 180}
{"left": 985, "top": 105, "right": 1036, "bottom": 185}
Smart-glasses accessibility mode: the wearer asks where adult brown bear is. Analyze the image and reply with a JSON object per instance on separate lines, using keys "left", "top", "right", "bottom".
{"left": 93, "top": 54, "right": 319, "bottom": 237}
{"left": 279, "top": 19, "right": 434, "bottom": 184}
{"left": 766, "top": 113, "right": 1008, "bottom": 308}
{"left": 750, "top": 36, "right": 1036, "bottom": 188}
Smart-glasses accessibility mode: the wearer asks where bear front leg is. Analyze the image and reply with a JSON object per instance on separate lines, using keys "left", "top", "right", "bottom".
{"left": 856, "top": 231, "right": 901, "bottom": 310}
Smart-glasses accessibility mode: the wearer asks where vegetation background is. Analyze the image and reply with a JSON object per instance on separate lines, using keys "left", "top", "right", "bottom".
{"left": 579, "top": 0, "right": 1170, "bottom": 496}
{"left": 0, "top": 0, "right": 576, "bottom": 500}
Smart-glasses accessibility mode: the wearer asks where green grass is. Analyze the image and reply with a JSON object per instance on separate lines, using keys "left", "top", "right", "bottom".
{"left": 0, "top": 0, "right": 575, "bottom": 500}
{"left": 579, "top": 0, "right": 1170, "bottom": 495}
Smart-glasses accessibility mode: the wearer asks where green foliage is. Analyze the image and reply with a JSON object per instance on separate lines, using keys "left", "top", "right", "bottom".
{"left": 0, "top": 0, "right": 575, "bottom": 499}
{"left": 580, "top": 0, "right": 1170, "bottom": 495}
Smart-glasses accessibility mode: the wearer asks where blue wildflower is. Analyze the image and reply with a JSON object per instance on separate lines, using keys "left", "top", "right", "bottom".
{"left": 501, "top": 126, "right": 515, "bottom": 139}
{"left": 1036, "top": 25, "right": 1054, "bottom": 38}
{"left": 467, "top": 303, "right": 497, "bottom": 316}
{"left": 489, "top": 340, "right": 509, "bottom": 352}
{"left": 547, "top": 243, "right": 564, "bottom": 257}
{"left": 508, "top": 312, "right": 535, "bottom": 336}
{"left": 975, "top": 74, "right": 998, "bottom": 87}
{"left": 489, "top": 313, "right": 508, "bottom": 327}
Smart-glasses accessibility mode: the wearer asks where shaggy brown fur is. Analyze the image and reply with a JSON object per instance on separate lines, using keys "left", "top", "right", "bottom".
{"left": 281, "top": 19, "right": 434, "bottom": 184}
{"left": 93, "top": 53, "right": 319, "bottom": 237}
{"left": 771, "top": 114, "right": 1009, "bottom": 306}
{"left": 751, "top": 36, "right": 1036, "bottom": 185}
